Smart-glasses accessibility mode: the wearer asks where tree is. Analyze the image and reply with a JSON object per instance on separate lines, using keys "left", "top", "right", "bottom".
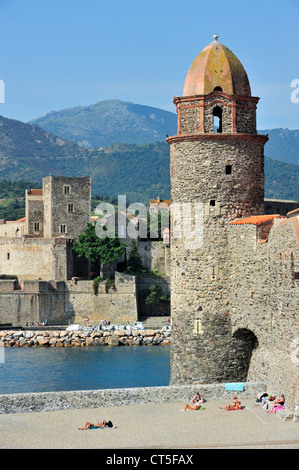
{"left": 72, "top": 222, "right": 126, "bottom": 278}
{"left": 127, "top": 239, "right": 143, "bottom": 273}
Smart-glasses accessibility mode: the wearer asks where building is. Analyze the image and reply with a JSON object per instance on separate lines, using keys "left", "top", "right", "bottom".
{"left": 167, "top": 35, "right": 298, "bottom": 411}
{"left": 0, "top": 176, "right": 91, "bottom": 280}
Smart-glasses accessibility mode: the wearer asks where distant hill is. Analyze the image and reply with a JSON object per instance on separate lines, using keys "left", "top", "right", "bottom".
{"left": 0, "top": 114, "right": 88, "bottom": 181}
{"left": 0, "top": 113, "right": 298, "bottom": 207}
{"left": 29, "top": 99, "right": 177, "bottom": 149}
{"left": 29, "top": 99, "right": 298, "bottom": 167}
{"left": 260, "top": 128, "right": 299, "bottom": 166}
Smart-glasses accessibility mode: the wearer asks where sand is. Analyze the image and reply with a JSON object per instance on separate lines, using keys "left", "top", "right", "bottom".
{"left": 0, "top": 398, "right": 298, "bottom": 450}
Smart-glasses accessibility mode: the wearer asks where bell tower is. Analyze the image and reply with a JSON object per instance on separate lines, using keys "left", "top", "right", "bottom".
{"left": 167, "top": 35, "right": 268, "bottom": 384}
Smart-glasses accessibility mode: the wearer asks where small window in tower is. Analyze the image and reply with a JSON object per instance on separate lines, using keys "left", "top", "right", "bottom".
{"left": 213, "top": 106, "right": 222, "bottom": 133}
{"left": 213, "top": 86, "right": 223, "bottom": 92}
{"left": 293, "top": 272, "right": 299, "bottom": 280}
{"left": 210, "top": 200, "right": 216, "bottom": 207}
{"left": 225, "top": 165, "right": 232, "bottom": 175}
{"left": 68, "top": 203, "right": 74, "bottom": 213}
{"left": 60, "top": 224, "right": 67, "bottom": 234}
{"left": 64, "top": 185, "right": 70, "bottom": 194}
{"left": 34, "top": 222, "right": 40, "bottom": 231}
{"left": 7, "top": 253, "right": 10, "bottom": 260}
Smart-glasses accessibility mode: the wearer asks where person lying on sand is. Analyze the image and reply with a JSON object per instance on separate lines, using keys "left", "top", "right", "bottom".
{"left": 78, "top": 419, "right": 113, "bottom": 430}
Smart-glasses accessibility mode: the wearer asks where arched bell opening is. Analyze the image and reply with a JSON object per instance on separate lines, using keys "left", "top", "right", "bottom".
{"left": 213, "top": 106, "right": 223, "bottom": 133}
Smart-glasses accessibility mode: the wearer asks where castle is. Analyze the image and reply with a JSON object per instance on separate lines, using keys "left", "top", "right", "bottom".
{"left": 0, "top": 176, "right": 91, "bottom": 280}
{"left": 167, "top": 35, "right": 298, "bottom": 409}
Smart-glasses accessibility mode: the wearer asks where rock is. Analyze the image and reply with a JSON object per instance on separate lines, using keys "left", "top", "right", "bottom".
{"left": 37, "top": 336, "right": 50, "bottom": 346}
{"left": 25, "top": 331, "right": 35, "bottom": 339}
{"left": 107, "top": 337, "right": 119, "bottom": 347}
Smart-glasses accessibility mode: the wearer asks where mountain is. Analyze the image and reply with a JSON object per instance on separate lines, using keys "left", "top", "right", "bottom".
{"left": 29, "top": 100, "right": 298, "bottom": 167}
{"left": 0, "top": 113, "right": 298, "bottom": 205}
{"left": 0, "top": 114, "right": 88, "bottom": 181}
{"left": 260, "top": 128, "right": 299, "bottom": 166}
{"left": 29, "top": 99, "right": 177, "bottom": 149}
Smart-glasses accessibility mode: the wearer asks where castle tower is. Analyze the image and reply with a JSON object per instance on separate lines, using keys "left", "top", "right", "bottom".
{"left": 167, "top": 36, "right": 268, "bottom": 384}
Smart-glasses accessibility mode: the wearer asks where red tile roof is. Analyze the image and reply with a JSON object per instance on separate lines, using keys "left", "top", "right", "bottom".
{"left": 229, "top": 214, "right": 284, "bottom": 226}
{"left": 27, "top": 189, "right": 43, "bottom": 196}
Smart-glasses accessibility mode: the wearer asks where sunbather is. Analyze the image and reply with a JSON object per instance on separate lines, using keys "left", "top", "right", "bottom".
{"left": 78, "top": 419, "right": 113, "bottom": 430}
{"left": 269, "top": 394, "right": 285, "bottom": 413}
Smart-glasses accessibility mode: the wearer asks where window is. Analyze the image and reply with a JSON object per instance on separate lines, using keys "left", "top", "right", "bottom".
{"left": 64, "top": 185, "right": 70, "bottom": 194}
{"left": 34, "top": 222, "right": 40, "bottom": 231}
{"left": 60, "top": 224, "right": 66, "bottom": 234}
{"left": 213, "top": 86, "right": 223, "bottom": 92}
{"left": 68, "top": 203, "right": 74, "bottom": 213}
{"left": 213, "top": 106, "right": 222, "bottom": 133}
{"left": 294, "top": 272, "right": 299, "bottom": 280}
{"left": 225, "top": 165, "right": 232, "bottom": 175}
{"left": 210, "top": 200, "right": 216, "bottom": 207}
{"left": 7, "top": 253, "right": 10, "bottom": 260}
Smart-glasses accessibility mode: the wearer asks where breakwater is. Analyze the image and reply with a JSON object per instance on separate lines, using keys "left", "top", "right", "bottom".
{"left": 0, "top": 328, "right": 171, "bottom": 348}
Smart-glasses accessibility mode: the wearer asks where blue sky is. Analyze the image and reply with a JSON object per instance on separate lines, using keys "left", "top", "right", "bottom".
{"left": 0, "top": 0, "right": 298, "bottom": 129}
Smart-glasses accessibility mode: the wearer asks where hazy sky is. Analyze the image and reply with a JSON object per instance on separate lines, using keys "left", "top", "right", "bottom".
{"left": 0, "top": 0, "right": 298, "bottom": 129}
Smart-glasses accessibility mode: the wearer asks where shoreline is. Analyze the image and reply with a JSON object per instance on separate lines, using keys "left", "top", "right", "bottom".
{"left": 0, "top": 327, "right": 170, "bottom": 348}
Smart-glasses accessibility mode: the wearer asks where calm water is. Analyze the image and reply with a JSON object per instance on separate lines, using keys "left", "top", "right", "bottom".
{"left": 0, "top": 346, "right": 170, "bottom": 395}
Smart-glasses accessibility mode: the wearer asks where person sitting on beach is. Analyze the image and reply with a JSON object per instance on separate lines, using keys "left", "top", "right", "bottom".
{"left": 219, "top": 396, "right": 241, "bottom": 411}
{"left": 191, "top": 392, "right": 204, "bottom": 404}
{"left": 269, "top": 394, "right": 285, "bottom": 413}
{"left": 78, "top": 419, "right": 113, "bottom": 430}
{"left": 181, "top": 401, "right": 204, "bottom": 411}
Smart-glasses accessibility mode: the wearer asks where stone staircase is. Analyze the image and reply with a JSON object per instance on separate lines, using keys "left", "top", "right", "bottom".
{"left": 139, "top": 316, "right": 171, "bottom": 329}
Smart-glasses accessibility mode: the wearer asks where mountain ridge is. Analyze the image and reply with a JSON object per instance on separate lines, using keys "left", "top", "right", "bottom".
{"left": 0, "top": 106, "right": 296, "bottom": 204}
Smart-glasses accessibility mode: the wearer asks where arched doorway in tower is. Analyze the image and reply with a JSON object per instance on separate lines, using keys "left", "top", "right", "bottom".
{"left": 232, "top": 328, "right": 259, "bottom": 381}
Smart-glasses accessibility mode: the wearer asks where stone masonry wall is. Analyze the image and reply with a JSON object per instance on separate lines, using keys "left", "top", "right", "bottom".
{"left": 228, "top": 217, "right": 299, "bottom": 408}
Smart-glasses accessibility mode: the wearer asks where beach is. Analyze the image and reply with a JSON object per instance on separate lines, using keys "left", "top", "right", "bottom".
{"left": 0, "top": 398, "right": 298, "bottom": 450}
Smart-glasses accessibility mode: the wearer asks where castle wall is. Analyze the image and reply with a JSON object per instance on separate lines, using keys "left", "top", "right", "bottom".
{"left": 0, "top": 237, "right": 71, "bottom": 280}
{"left": 228, "top": 217, "right": 299, "bottom": 406}
{"left": 0, "top": 281, "right": 66, "bottom": 325}
{"left": 63, "top": 272, "right": 138, "bottom": 325}
{"left": 0, "top": 221, "right": 24, "bottom": 238}
{"left": 25, "top": 193, "right": 44, "bottom": 237}
{"left": 43, "top": 176, "right": 91, "bottom": 239}
{"left": 137, "top": 240, "right": 169, "bottom": 275}
{"left": 0, "top": 273, "right": 138, "bottom": 327}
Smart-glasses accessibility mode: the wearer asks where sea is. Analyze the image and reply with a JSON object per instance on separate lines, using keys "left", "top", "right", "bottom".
{"left": 0, "top": 345, "right": 170, "bottom": 395}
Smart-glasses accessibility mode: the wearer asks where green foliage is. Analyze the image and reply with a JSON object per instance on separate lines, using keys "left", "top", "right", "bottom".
{"left": 127, "top": 239, "right": 143, "bottom": 274}
{"left": 72, "top": 223, "right": 126, "bottom": 276}
{"left": 145, "top": 285, "right": 170, "bottom": 305}
{"left": 93, "top": 276, "right": 104, "bottom": 295}
{"left": 105, "top": 278, "right": 115, "bottom": 293}
{"left": 0, "top": 179, "right": 41, "bottom": 221}
{"left": 265, "top": 157, "right": 299, "bottom": 201}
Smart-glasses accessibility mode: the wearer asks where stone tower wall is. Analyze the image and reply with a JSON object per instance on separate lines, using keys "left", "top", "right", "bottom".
{"left": 228, "top": 217, "right": 299, "bottom": 406}
{"left": 168, "top": 85, "right": 267, "bottom": 385}
{"left": 43, "top": 176, "right": 91, "bottom": 240}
